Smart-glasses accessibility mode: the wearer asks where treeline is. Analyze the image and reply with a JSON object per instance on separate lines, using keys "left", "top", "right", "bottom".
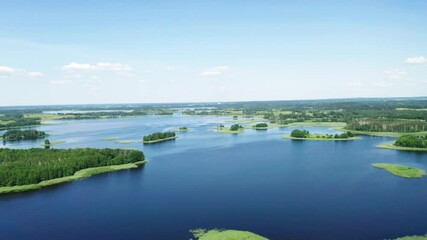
{"left": 0, "top": 113, "right": 41, "bottom": 129}
{"left": 143, "top": 132, "right": 176, "bottom": 142}
{"left": 290, "top": 129, "right": 310, "bottom": 138}
{"left": 230, "top": 124, "right": 243, "bottom": 131}
{"left": 395, "top": 135, "right": 427, "bottom": 148}
{"left": 2, "top": 129, "right": 46, "bottom": 140}
{"left": 290, "top": 129, "right": 354, "bottom": 139}
{"left": 346, "top": 120, "right": 427, "bottom": 132}
{"left": 0, "top": 148, "right": 145, "bottom": 186}
{"left": 57, "top": 110, "right": 149, "bottom": 119}
{"left": 254, "top": 123, "right": 268, "bottom": 128}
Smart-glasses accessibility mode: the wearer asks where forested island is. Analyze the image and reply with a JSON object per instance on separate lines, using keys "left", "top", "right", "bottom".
{"left": 217, "top": 124, "right": 244, "bottom": 134}
{"left": 174, "top": 126, "right": 188, "bottom": 132}
{"left": 284, "top": 129, "right": 358, "bottom": 141}
{"left": 378, "top": 135, "right": 427, "bottom": 152}
{"left": 0, "top": 148, "right": 146, "bottom": 194}
{"left": 142, "top": 132, "right": 177, "bottom": 144}
{"left": 2, "top": 129, "right": 46, "bottom": 141}
{"left": 252, "top": 123, "right": 269, "bottom": 130}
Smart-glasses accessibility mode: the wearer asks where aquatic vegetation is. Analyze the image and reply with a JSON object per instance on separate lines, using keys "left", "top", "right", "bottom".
{"left": 115, "top": 140, "right": 137, "bottom": 144}
{"left": 103, "top": 137, "right": 118, "bottom": 141}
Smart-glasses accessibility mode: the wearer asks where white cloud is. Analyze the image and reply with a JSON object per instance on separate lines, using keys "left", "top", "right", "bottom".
{"left": 0, "top": 66, "right": 18, "bottom": 76}
{"left": 406, "top": 56, "right": 427, "bottom": 64}
{"left": 0, "top": 65, "right": 44, "bottom": 78}
{"left": 27, "top": 71, "right": 44, "bottom": 77}
{"left": 373, "top": 81, "right": 389, "bottom": 88}
{"left": 347, "top": 81, "right": 362, "bottom": 87}
{"left": 200, "top": 66, "right": 231, "bottom": 76}
{"left": 383, "top": 69, "right": 407, "bottom": 79}
{"left": 50, "top": 80, "right": 71, "bottom": 84}
{"left": 62, "top": 62, "right": 132, "bottom": 73}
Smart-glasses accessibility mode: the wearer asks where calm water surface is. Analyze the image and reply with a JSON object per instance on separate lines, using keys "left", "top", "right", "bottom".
{"left": 1, "top": 116, "right": 426, "bottom": 240}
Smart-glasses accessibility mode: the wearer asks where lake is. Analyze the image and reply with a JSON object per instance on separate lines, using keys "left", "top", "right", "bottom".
{"left": 1, "top": 116, "right": 426, "bottom": 240}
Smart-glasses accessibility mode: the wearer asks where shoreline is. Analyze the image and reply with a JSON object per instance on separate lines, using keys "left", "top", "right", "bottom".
{"left": 377, "top": 142, "right": 427, "bottom": 152}
{"left": 0, "top": 160, "right": 147, "bottom": 194}
{"left": 142, "top": 136, "right": 178, "bottom": 144}
{"left": 217, "top": 128, "right": 244, "bottom": 134}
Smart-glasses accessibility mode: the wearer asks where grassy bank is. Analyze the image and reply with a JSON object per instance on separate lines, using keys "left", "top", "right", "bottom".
{"left": 142, "top": 136, "right": 178, "bottom": 144}
{"left": 372, "top": 163, "right": 426, "bottom": 178}
{"left": 190, "top": 229, "right": 268, "bottom": 240}
{"left": 377, "top": 142, "right": 427, "bottom": 152}
{"left": 334, "top": 127, "right": 427, "bottom": 137}
{"left": 283, "top": 135, "right": 360, "bottom": 141}
{"left": 0, "top": 160, "right": 147, "bottom": 194}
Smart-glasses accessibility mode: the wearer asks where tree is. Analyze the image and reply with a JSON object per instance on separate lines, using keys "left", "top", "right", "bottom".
{"left": 290, "top": 129, "right": 309, "bottom": 138}
{"left": 230, "top": 124, "right": 243, "bottom": 131}
{"left": 45, "top": 139, "right": 51, "bottom": 149}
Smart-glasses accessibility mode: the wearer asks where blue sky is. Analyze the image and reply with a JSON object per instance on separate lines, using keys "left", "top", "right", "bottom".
{"left": 0, "top": 0, "right": 426, "bottom": 106}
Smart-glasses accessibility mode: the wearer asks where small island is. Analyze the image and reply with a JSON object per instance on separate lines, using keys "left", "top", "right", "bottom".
{"left": 217, "top": 124, "right": 244, "bottom": 134}
{"left": 252, "top": 123, "right": 269, "bottom": 130}
{"left": 394, "top": 234, "right": 427, "bottom": 240}
{"left": 284, "top": 129, "right": 358, "bottom": 141}
{"left": 142, "top": 131, "right": 177, "bottom": 144}
{"left": 372, "top": 163, "right": 426, "bottom": 178}
{"left": 39, "top": 139, "right": 66, "bottom": 148}
{"left": 190, "top": 229, "right": 268, "bottom": 240}
{"left": 2, "top": 129, "right": 46, "bottom": 141}
{"left": 377, "top": 135, "right": 427, "bottom": 152}
{"left": 173, "top": 126, "right": 188, "bottom": 132}
{"left": 0, "top": 148, "right": 146, "bottom": 194}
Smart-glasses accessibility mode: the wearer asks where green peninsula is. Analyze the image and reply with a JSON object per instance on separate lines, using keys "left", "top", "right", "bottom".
{"left": 0, "top": 148, "right": 146, "bottom": 194}
{"left": 372, "top": 163, "right": 426, "bottom": 178}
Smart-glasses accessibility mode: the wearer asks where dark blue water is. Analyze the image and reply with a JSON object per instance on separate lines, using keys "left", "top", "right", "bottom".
{"left": 1, "top": 116, "right": 426, "bottom": 240}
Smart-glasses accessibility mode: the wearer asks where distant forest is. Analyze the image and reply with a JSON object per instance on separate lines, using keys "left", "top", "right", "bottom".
{"left": 1, "top": 98, "right": 427, "bottom": 134}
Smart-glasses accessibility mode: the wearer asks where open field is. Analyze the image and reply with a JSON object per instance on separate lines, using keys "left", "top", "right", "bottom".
{"left": 372, "top": 163, "right": 426, "bottom": 178}
{"left": 0, "top": 160, "right": 147, "bottom": 194}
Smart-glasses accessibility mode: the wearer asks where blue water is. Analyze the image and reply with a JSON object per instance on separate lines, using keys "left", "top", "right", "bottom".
{"left": 1, "top": 116, "right": 427, "bottom": 240}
